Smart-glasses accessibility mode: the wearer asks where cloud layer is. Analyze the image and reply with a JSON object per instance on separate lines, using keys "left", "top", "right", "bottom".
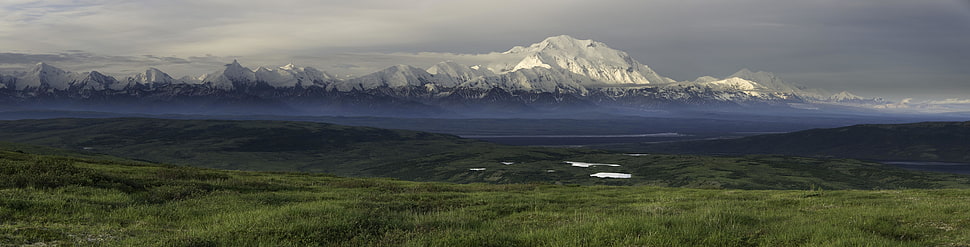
{"left": 1, "top": 0, "right": 968, "bottom": 100}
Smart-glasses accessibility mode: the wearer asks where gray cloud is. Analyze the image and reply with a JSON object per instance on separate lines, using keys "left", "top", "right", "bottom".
{"left": 0, "top": 0, "right": 967, "bottom": 101}
{"left": 0, "top": 51, "right": 233, "bottom": 77}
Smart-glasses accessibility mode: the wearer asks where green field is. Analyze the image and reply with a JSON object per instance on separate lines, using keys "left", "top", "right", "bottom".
{"left": 3, "top": 118, "right": 970, "bottom": 246}
{"left": 2, "top": 146, "right": 970, "bottom": 246}
{"left": 1, "top": 118, "right": 968, "bottom": 189}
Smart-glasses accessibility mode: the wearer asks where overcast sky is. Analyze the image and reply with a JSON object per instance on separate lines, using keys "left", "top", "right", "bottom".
{"left": 1, "top": 0, "right": 968, "bottom": 101}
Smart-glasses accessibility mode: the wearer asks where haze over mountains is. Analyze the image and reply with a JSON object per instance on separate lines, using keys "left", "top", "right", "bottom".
{"left": 0, "top": 35, "right": 937, "bottom": 116}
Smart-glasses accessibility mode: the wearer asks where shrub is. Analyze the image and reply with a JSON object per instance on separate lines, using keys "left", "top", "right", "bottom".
{"left": 0, "top": 158, "right": 100, "bottom": 189}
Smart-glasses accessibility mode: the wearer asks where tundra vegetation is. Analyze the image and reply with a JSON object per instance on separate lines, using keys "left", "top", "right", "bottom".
{"left": 2, "top": 144, "right": 969, "bottom": 246}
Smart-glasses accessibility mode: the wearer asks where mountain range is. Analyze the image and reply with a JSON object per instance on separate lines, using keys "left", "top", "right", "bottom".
{"left": 0, "top": 35, "right": 887, "bottom": 116}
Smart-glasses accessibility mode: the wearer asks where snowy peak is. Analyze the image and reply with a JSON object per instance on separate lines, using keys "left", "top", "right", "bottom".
{"left": 135, "top": 68, "right": 176, "bottom": 85}
{"left": 30, "top": 62, "right": 62, "bottom": 74}
{"left": 495, "top": 35, "right": 674, "bottom": 85}
{"left": 73, "top": 71, "right": 119, "bottom": 90}
{"left": 222, "top": 59, "right": 257, "bottom": 83}
{"left": 276, "top": 63, "right": 335, "bottom": 82}
{"left": 18, "top": 62, "right": 78, "bottom": 90}
{"left": 730, "top": 69, "right": 778, "bottom": 86}
{"left": 427, "top": 61, "right": 493, "bottom": 83}
{"left": 504, "top": 35, "right": 603, "bottom": 54}
{"left": 339, "top": 64, "right": 457, "bottom": 91}
{"left": 302, "top": 67, "right": 336, "bottom": 81}
{"left": 496, "top": 66, "right": 591, "bottom": 93}
{"left": 825, "top": 90, "right": 888, "bottom": 105}
{"left": 704, "top": 77, "right": 764, "bottom": 91}
{"left": 15, "top": 63, "right": 124, "bottom": 91}
{"left": 729, "top": 69, "right": 808, "bottom": 95}
{"left": 543, "top": 34, "right": 599, "bottom": 47}
{"left": 423, "top": 61, "right": 588, "bottom": 92}
{"left": 254, "top": 65, "right": 325, "bottom": 88}
{"left": 682, "top": 69, "right": 840, "bottom": 100}
{"left": 145, "top": 68, "right": 173, "bottom": 83}
{"left": 830, "top": 91, "right": 864, "bottom": 101}
{"left": 196, "top": 60, "right": 336, "bottom": 89}
{"left": 199, "top": 60, "right": 253, "bottom": 89}
{"left": 114, "top": 68, "right": 177, "bottom": 90}
{"left": 253, "top": 67, "right": 294, "bottom": 87}
{"left": 512, "top": 54, "right": 552, "bottom": 71}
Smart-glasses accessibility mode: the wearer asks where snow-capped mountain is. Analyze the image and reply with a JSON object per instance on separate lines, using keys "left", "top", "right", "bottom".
{"left": 427, "top": 61, "right": 495, "bottom": 83}
{"left": 72, "top": 71, "right": 118, "bottom": 91}
{"left": 830, "top": 91, "right": 864, "bottom": 101}
{"left": 425, "top": 61, "right": 591, "bottom": 93}
{"left": 682, "top": 68, "right": 870, "bottom": 102}
{"left": 700, "top": 77, "right": 764, "bottom": 91}
{"left": 827, "top": 91, "right": 887, "bottom": 105}
{"left": 195, "top": 60, "right": 337, "bottom": 90}
{"left": 258, "top": 63, "right": 335, "bottom": 88}
{"left": 339, "top": 64, "right": 456, "bottom": 91}
{"left": 728, "top": 69, "right": 830, "bottom": 99}
{"left": 131, "top": 68, "right": 176, "bottom": 85}
{"left": 0, "top": 35, "right": 891, "bottom": 116}
{"left": 491, "top": 35, "right": 674, "bottom": 85}
{"left": 413, "top": 35, "right": 674, "bottom": 93}
{"left": 10, "top": 62, "right": 128, "bottom": 92}
{"left": 17, "top": 62, "right": 83, "bottom": 90}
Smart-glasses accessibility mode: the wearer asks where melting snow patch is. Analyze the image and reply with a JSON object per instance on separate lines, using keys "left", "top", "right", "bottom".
{"left": 590, "top": 172, "right": 632, "bottom": 179}
{"left": 469, "top": 168, "right": 486, "bottom": 171}
{"left": 565, "top": 161, "right": 621, "bottom": 168}
{"left": 625, "top": 153, "right": 650, "bottom": 157}
{"left": 501, "top": 162, "right": 515, "bottom": 165}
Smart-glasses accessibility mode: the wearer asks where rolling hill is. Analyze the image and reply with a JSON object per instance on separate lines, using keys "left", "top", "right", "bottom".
{"left": 621, "top": 121, "right": 970, "bottom": 162}
{"left": 2, "top": 142, "right": 970, "bottom": 246}
{"left": 0, "top": 118, "right": 968, "bottom": 189}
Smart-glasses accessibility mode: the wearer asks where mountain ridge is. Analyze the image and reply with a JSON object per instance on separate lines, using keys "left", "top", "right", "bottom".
{"left": 0, "top": 35, "right": 888, "bottom": 116}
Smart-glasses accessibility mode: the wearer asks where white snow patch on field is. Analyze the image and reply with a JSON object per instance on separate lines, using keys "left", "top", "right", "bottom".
{"left": 590, "top": 172, "right": 632, "bottom": 178}
{"left": 469, "top": 168, "right": 486, "bottom": 171}
{"left": 565, "top": 161, "right": 621, "bottom": 168}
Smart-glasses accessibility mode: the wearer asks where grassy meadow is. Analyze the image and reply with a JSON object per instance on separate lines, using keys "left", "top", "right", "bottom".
{"left": 1, "top": 118, "right": 968, "bottom": 189}
{"left": 2, "top": 148, "right": 970, "bottom": 246}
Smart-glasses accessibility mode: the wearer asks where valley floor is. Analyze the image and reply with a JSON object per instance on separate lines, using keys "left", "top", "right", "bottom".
{"left": 2, "top": 150, "right": 969, "bottom": 246}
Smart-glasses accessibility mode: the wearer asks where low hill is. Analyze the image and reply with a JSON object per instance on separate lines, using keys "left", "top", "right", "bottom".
{"left": 622, "top": 121, "right": 970, "bottom": 163}
{"left": 2, "top": 145, "right": 970, "bottom": 246}
{"left": 0, "top": 118, "right": 602, "bottom": 179}
{"left": 0, "top": 118, "right": 968, "bottom": 189}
